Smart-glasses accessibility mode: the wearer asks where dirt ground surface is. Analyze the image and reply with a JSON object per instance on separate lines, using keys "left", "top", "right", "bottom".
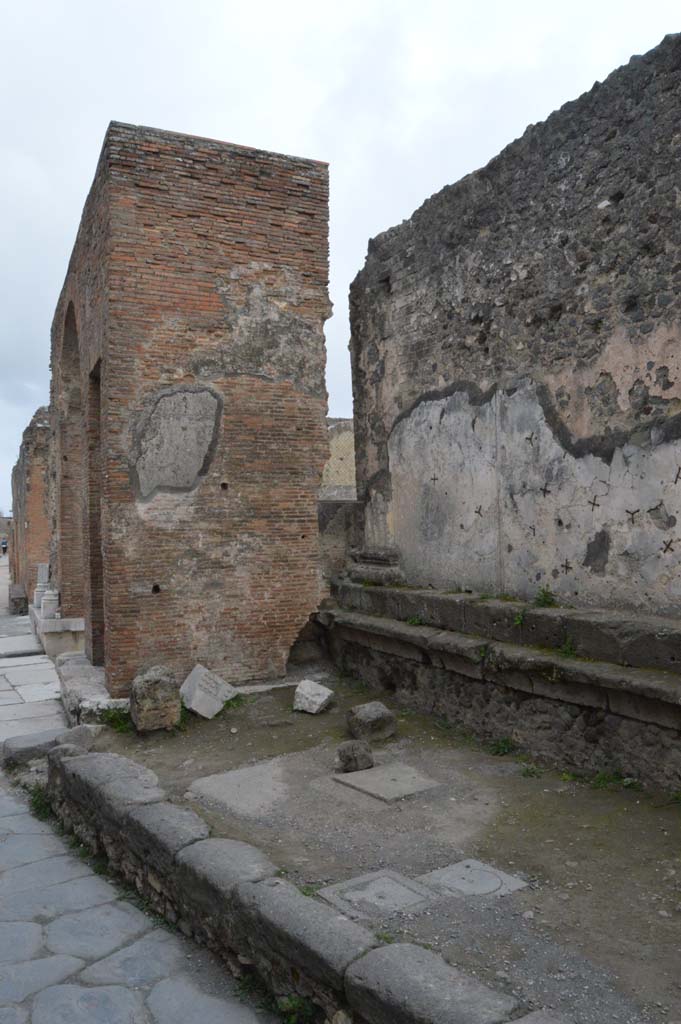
{"left": 99, "top": 664, "right": 681, "bottom": 1024}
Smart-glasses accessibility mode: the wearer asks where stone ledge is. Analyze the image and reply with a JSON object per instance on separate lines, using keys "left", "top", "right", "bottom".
{"left": 44, "top": 748, "right": 525, "bottom": 1024}
{"left": 56, "top": 653, "right": 128, "bottom": 725}
{"left": 326, "top": 608, "right": 681, "bottom": 728}
{"left": 29, "top": 605, "right": 84, "bottom": 659}
{"left": 321, "top": 608, "right": 681, "bottom": 789}
{"left": 333, "top": 581, "right": 681, "bottom": 675}
{"left": 345, "top": 943, "right": 518, "bottom": 1024}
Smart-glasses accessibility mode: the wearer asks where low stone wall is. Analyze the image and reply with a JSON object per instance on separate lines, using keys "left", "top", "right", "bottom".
{"left": 320, "top": 607, "right": 681, "bottom": 790}
{"left": 45, "top": 747, "right": 546, "bottom": 1024}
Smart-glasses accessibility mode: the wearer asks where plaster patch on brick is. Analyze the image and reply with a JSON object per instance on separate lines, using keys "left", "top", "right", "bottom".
{"left": 132, "top": 386, "right": 222, "bottom": 500}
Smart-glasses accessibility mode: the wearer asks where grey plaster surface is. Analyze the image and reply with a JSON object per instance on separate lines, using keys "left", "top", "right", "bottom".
{"left": 332, "top": 761, "right": 442, "bottom": 802}
{"left": 0, "top": 767, "right": 276, "bottom": 1022}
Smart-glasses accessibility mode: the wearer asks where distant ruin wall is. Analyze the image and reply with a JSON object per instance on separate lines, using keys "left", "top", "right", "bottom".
{"left": 10, "top": 407, "right": 51, "bottom": 601}
{"left": 52, "top": 122, "right": 330, "bottom": 696}
{"left": 350, "top": 34, "right": 681, "bottom": 613}
{"left": 321, "top": 418, "right": 356, "bottom": 500}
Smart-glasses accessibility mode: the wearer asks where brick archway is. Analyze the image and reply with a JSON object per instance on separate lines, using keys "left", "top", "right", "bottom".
{"left": 56, "top": 303, "right": 86, "bottom": 619}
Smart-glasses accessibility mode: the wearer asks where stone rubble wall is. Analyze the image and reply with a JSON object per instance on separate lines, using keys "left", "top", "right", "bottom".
{"left": 320, "top": 598, "right": 681, "bottom": 790}
{"left": 9, "top": 406, "right": 51, "bottom": 602}
{"left": 45, "top": 747, "right": 546, "bottom": 1024}
{"left": 349, "top": 34, "right": 681, "bottom": 614}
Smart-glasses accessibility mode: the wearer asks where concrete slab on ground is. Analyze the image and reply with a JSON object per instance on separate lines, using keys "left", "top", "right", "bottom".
{"left": 319, "top": 870, "right": 435, "bottom": 918}
{"left": 332, "top": 762, "right": 442, "bottom": 803}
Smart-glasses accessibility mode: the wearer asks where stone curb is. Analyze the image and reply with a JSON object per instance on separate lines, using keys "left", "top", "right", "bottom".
{"left": 1, "top": 724, "right": 100, "bottom": 767}
{"left": 326, "top": 608, "right": 681, "bottom": 727}
{"left": 44, "top": 748, "right": 530, "bottom": 1024}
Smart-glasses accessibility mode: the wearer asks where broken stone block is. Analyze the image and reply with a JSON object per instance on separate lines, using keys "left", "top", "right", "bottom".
{"left": 336, "top": 740, "right": 374, "bottom": 773}
{"left": 180, "top": 664, "right": 237, "bottom": 720}
{"left": 347, "top": 701, "right": 396, "bottom": 741}
{"left": 293, "top": 679, "right": 334, "bottom": 714}
{"left": 130, "top": 666, "right": 180, "bottom": 732}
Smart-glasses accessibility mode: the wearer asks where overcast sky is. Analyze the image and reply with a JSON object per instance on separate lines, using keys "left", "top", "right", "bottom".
{"left": 0, "top": 1, "right": 678, "bottom": 512}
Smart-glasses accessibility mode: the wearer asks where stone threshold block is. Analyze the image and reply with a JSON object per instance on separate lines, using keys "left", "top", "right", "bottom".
{"left": 56, "top": 653, "right": 128, "bottom": 725}
{"left": 29, "top": 604, "right": 84, "bottom": 660}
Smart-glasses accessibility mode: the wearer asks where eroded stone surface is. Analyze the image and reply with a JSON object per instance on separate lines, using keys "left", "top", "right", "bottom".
{"left": 180, "top": 664, "right": 237, "bottom": 720}
{"left": 293, "top": 679, "right": 334, "bottom": 714}
{"left": 336, "top": 740, "right": 374, "bottom": 773}
{"left": 133, "top": 387, "right": 221, "bottom": 499}
{"left": 130, "top": 666, "right": 180, "bottom": 733}
{"left": 347, "top": 701, "right": 396, "bottom": 741}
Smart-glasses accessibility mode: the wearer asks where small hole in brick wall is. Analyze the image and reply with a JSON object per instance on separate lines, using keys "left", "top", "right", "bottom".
{"left": 152, "top": 584, "right": 161, "bottom": 595}
{"left": 220, "top": 482, "right": 228, "bottom": 491}
{"left": 63, "top": 455, "right": 68, "bottom": 462}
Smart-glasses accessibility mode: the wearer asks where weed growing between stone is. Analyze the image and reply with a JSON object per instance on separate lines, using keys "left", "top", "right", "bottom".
{"left": 406, "top": 616, "right": 425, "bottom": 626}
{"left": 100, "top": 707, "right": 134, "bottom": 733}
{"left": 558, "top": 636, "right": 577, "bottom": 658}
{"left": 534, "top": 586, "right": 558, "bottom": 608}
{"left": 488, "top": 737, "right": 516, "bottom": 756}
{"left": 28, "top": 782, "right": 53, "bottom": 820}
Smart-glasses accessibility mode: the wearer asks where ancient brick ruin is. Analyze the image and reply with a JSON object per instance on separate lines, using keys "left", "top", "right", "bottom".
{"left": 350, "top": 34, "right": 681, "bottom": 614}
{"left": 49, "top": 122, "right": 330, "bottom": 696}
{"left": 9, "top": 407, "right": 51, "bottom": 610}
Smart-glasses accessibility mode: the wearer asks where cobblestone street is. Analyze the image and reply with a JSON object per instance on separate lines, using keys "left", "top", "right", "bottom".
{"left": 0, "top": 557, "right": 275, "bottom": 1023}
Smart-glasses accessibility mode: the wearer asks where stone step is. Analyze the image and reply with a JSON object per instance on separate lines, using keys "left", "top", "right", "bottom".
{"left": 332, "top": 580, "right": 681, "bottom": 675}
{"left": 319, "top": 607, "right": 681, "bottom": 735}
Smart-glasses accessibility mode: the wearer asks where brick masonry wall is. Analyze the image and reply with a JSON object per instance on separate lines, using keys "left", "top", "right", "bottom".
{"left": 350, "top": 34, "right": 681, "bottom": 613}
{"left": 52, "top": 122, "right": 330, "bottom": 696}
{"left": 10, "top": 407, "right": 51, "bottom": 599}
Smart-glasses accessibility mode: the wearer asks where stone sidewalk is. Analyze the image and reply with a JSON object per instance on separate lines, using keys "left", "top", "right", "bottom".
{"left": 0, "top": 772, "right": 275, "bottom": 1023}
{"left": 0, "top": 558, "right": 65, "bottom": 744}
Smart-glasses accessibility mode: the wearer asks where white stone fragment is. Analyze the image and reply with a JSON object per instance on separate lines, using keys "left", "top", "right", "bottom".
{"left": 293, "top": 679, "right": 334, "bottom": 714}
{"left": 180, "top": 664, "right": 238, "bottom": 719}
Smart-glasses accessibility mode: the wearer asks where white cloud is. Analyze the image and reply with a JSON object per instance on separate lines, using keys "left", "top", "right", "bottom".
{"left": 0, "top": 0, "right": 678, "bottom": 509}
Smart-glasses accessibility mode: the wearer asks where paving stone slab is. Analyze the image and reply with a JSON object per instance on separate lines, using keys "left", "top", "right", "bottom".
{"left": 0, "top": 854, "right": 92, "bottom": 898}
{"left": 0, "top": 699, "right": 63, "bottom": 722}
{"left": 333, "top": 762, "right": 442, "bottom": 803}
{"left": 0, "top": 636, "right": 42, "bottom": 657}
{"left": 345, "top": 943, "right": 519, "bottom": 1024}
{"left": 46, "top": 900, "right": 152, "bottom": 960}
{"left": 418, "top": 859, "right": 527, "bottom": 897}
{"left": 148, "top": 976, "right": 263, "bottom": 1024}
{"left": 31, "top": 983, "right": 146, "bottom": 1024}
{"left": 0, "top": 954, "right": 84, "bottom": 1003}
{"left": 0, "top": 813, "right": 52, "bottom": 836}
{"left": 0, "top": 875, "right": 116, "bottom": 922}
{"left": 319, "top": 870, "right": 435, "bottom": 918}
{"left": 0, "top": 832, "right": 66, "bottom": 871}
{"left": 79, "top": 929, "right": 190, "bottom": 987}
{"left": 0, "top": 1007, "right": 28, "bottom": 1024}
{"left": 189, "top": 760, "right": 288, "bottom": 817}
{"left": 0, "top": 795, "right": 25, "bottom": 818}
{"left": 0, "top": 922, "right": 43, "bottom": 964}
{"left": 0, "top": 716, "right": 67, "bottom": 744}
